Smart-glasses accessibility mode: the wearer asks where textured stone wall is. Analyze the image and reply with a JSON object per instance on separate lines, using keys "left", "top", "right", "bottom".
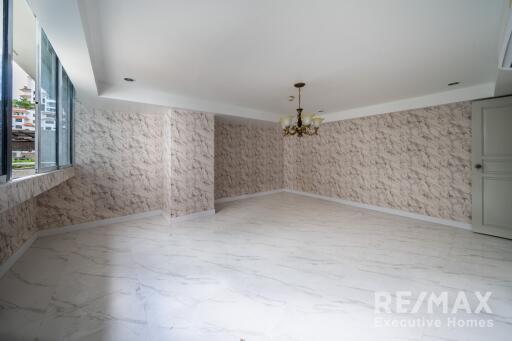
{"left": 0, "top": 168, "right": 74, "bottom": 264}
{"left": 1, "top": 103, "right": 215, "bottom": 265}
{"left": 0, "top": 168, "right": 75, "bottom": 215}
{"left": 166, "top": 109, "right": 214, "bottom": 217}
{"left": 35, "top": 100, "right": 165, "bottom": 230}
{"left": 284, "top": 102, "right": 472, "bottom": 223}
{"left": 215, "top": 118, "right": 283, "bottom": 199}
{"left": 1, "top": 99, "right": 472, "bottom": 266}
{"left": 0, "top": 199, "right": 37, "bottom": 264}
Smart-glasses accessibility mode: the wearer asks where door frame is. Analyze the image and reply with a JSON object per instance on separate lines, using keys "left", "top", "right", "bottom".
{"left": 471, "top": 96, "right": 512, "bottom": 239}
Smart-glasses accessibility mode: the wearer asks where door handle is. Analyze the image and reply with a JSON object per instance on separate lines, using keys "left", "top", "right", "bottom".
{"left": 475, "top": 164, "right": 482, "bottom": 169}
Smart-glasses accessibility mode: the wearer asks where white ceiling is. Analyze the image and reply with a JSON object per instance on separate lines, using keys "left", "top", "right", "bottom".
{"left": 32, "top": 0, "right": 509, "bottom": 121}
{"left": 13, "top": 0, "right": 36, "bottom": 80}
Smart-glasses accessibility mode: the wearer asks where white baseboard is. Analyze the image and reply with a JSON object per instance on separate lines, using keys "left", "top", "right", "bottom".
{"left": 215, "top": 189, "right": 470, "bottom": 230}
{"left": 215, "top": 190, "right": 284, "bottom": 204}
{"left": 38, "top": 210, "right": 164, "bottom": 238}
{"left": 1, "top": 189, "right": 471, "bottom": 279}
{"left": 283, "top": 189, "right": 472, "bottom": 230}
{"left": 163, "top": 209, "right": 216, "bottom": 223}
{"left": 0, "top": 234, "right": 38, "bottom": 279}
{"left": 1, "top": 208, "right": 217, "bottom": 279}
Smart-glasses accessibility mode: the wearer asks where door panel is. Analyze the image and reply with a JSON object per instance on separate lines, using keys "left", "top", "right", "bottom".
{"left": 483, "top": 160, "right": 512, "bottom": 174}
{"left": 472, "top": 96, "right": 512, "bottom": 239}
{"left": 483, "top": 106, "right": 512, "bottom": 156}
{"left": 483, "top": 178, "right": 512, "bottom": 228}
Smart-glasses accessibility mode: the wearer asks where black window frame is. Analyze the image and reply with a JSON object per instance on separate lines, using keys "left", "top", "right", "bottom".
{"left": 57, "top": 63, "right": 73, "bottom": 168}
{"left": 0, "top": 0, "right": 12, "bottom": 183}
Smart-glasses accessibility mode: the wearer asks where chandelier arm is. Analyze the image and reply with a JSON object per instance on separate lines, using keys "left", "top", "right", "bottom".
{"left": 302, "top": 127, "right": 318, "bottom": 136}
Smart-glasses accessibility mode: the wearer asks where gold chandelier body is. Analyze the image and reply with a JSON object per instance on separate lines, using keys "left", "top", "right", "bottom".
{"left": 279, "top": 83, "right": 324, "bottom": 137}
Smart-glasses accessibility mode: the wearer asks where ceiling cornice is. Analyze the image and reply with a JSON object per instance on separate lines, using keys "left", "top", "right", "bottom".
{"left": 323, "top": 82, "right": 495, "bottom": 123}
{"left": 27, "top": 0, "right": 98, "bottom": 97}
{"left": 99, "top": 82, "right": 281, "bottom": 122}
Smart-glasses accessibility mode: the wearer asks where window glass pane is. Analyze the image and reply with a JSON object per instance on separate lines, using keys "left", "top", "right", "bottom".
{"left": 39, "top": 30, "right": 57, "bottom": 169}
{"left": 11, "top": 0, "right": 36, "bottom": 178}
{"left": 58, "top": 66, "right": 71, "bottom": 166}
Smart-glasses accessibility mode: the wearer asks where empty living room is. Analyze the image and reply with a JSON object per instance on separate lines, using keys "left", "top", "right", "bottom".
{"left": 1, "top": 0, "right": 512, "bottom": 340}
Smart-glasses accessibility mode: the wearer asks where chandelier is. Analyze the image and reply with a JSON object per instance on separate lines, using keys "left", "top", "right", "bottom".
{"left": 279, "top": 82, "right": 324, "bottom": 136}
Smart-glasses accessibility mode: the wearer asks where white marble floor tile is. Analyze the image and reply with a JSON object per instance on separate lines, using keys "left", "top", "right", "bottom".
{"left": 0, "top": 192, "right": 511, "bottom": 340}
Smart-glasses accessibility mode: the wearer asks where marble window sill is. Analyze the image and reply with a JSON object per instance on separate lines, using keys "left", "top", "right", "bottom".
{"left": 0, "top": 167, "right": 75, "bottom": 214}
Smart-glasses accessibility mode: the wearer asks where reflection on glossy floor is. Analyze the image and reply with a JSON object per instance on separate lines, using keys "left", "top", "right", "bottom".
{"left": 0, "top": 192, "right": 511, "bottom": 340}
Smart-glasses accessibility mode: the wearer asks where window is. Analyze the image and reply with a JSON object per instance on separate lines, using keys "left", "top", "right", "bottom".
{"left": 0, "top": 0, "right": 74, "bottom": 182}
{"left": 12, "top": 0, "right": 36, "bottom": 178}
{"left": 38, "top": 30, "right": 57, "bottom": 170}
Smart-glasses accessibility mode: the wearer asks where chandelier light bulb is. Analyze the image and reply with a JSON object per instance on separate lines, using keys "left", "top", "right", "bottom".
{"left": 280, "top": 116, "right": 291, "bottom": 129}
{"left": 302, "top": 114, "right": 313, "bottom": 126}
{"left": 312, "top": 115, "right": 324, "bottom": 128}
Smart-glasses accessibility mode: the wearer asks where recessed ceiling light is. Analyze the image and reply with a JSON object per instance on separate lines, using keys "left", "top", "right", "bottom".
{"left": 124, "top": 77, "right": 135, "bottom": 82}
{"left": 448, "top": 81, "right": 460, "bottom": 86}
{"left": 288, "top": 96, "right": 295, "bottom": 101}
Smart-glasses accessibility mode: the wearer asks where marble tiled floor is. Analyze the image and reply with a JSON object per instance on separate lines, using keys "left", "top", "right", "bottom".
{"left": 1, "top": 193, "right": 511, "bottom": 340}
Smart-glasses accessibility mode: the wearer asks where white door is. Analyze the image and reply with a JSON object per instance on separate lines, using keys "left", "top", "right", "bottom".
{"left": 472, "top": 96, "right": 512, "bottom": 239}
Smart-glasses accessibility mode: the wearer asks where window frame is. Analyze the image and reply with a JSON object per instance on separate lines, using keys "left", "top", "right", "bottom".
{"left": 0, "top": 0, "right": 12, "bottom": 183}
{"left": 57, "top": 63, "right": 73, "bottom": 169}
